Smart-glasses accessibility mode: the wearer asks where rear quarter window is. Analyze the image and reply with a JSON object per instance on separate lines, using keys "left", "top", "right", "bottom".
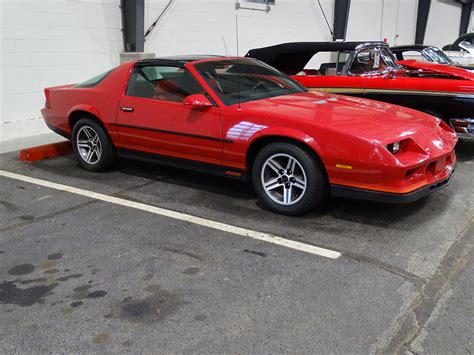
{"left": 75, "top": 68, "right": 115, "bottom": 88}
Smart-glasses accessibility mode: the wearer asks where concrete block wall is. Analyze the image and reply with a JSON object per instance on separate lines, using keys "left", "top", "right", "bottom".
{"left": 346, "top": 0, "right": 418, "bottom": 45}
{"left": 0, "top": 0, "right": 122, "bottom": 149}
{"left": 144, "top": 0, "right": 462, "bottom": 57}
{"left": 425, "top": 0, "right": 462, "bottom": 47}
{"left": 143, "top": 0, "right": 336, "bottom": 57}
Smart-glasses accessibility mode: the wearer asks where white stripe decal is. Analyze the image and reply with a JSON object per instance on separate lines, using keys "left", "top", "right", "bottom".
{"left": 0, "top": 170, "right": 341, "bottom": 260}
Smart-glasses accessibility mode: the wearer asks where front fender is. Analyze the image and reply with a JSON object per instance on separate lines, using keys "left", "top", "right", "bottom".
{"left": 248, "top": 126, "right": 323, "bottom": 158}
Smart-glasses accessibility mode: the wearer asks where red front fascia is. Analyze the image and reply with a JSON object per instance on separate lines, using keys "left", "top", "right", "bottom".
{"left": 320, "top": 119, "right": 457, "bottom": 193}
{"left": 328, "top": 148, "right": 456, "bottom": 194}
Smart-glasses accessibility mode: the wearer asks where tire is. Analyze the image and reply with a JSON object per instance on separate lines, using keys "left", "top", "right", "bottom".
{"left": 252, "top": 142, "right": 328, "bottom": 216}
{"left": 71, "top": 118, "right": 116, "bottom": 172}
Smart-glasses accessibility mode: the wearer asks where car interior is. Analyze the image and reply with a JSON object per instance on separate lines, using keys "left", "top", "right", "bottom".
{"left": 296, "top": 51, "right": 350, "bottom": 76}
{"left": 126, "top": 66, "right": 204, "bottom": 102}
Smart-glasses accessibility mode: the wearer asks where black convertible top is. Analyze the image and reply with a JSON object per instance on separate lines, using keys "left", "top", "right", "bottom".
{"left": 246, "top": 41, "right": 387, "bottom": 73}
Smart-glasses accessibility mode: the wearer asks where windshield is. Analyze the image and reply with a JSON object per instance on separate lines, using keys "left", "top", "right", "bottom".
{"left": 194, "top": 58, "right": 306, "bottom": 105}
{"left": 424, "top": 48, "right": 452, "bottom": 64}
{"left": 348, "top": 46, "right": 401, "bottom": 76}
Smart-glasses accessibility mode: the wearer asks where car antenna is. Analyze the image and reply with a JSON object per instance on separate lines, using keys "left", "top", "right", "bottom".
{"left": 221, "top": 34, "right": 229, "bottom": 56}
{"left": 235, "top": 14, "right": 241, "bottom": 111}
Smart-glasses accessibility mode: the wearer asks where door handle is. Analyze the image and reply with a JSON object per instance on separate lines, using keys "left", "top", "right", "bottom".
{"left": 120, "top": 107, "right": 134, "bottom": 112}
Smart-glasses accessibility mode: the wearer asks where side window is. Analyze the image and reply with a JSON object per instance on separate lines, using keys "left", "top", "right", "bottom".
{"left": 349, "top": 48, "right": 388, "bottom": 76}
{"left": 454, "top": 36, "right": 473, "bottom": 50}
{"left": 393, "top": 51, "right": 404, "bottom": 61}
{"left": 335, "top": 51, "right": 350, "bottom": 74}
{"left": 302, "top": 51, "right": 349, "bottom": 76}
{"left": 75, "top": 68, "right": 114, "bottom": 88}
{"left": 126, "top": 66, "right": 204, "bottom": 103}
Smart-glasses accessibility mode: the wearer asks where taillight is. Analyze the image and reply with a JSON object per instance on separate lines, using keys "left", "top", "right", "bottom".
{"left": 44, "top": 88, "right": 51, "bottom": 108}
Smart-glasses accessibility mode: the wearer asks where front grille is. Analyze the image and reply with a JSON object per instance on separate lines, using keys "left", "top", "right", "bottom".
{"left": 429, "top": 177, "right": 449, "bottom": 191}
{"left": 404, "top": 152, "right": 454, "bottom": 182}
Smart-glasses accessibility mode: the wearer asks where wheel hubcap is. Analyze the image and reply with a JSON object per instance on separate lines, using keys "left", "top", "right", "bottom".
{"left": 261, "top": 153, "right": 307, "bottom": 206}
{"left": 76, "top": 126, "right": 102, "bottom": 164}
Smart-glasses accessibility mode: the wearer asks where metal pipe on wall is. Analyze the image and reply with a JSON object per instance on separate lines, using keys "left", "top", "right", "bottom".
{"left": 121, "top": 0, "right": 145, "bottom": 52}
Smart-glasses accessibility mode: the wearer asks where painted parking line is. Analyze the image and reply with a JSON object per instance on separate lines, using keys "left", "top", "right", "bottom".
{"left": 0, "top": 170, "right": 341, "bottom": 259}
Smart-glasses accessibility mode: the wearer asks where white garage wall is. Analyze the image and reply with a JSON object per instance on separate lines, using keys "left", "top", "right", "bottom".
{"left": 346, "top": 0, "right": 418, "bottom": 45}
{"left": 144, "top": 0, "right": 335, "bottom": 57}
{"left": 0, "top": 0, "right": 122, "bottom": 150}
{"left": 0, "top": 0, "right": 471, "bottom": 149}
{"left": 425, "top": 0, "right": 461, "bottom": 47}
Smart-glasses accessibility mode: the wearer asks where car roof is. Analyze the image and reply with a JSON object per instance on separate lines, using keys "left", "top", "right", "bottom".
{"left": 245, "top": 41, "right": 387, "bottom": 73}
{"left": 136, "top": 55, "right": 226, "bottom": 67}
{"left": 456, "top": 32, "right": 474, "bottom": 41}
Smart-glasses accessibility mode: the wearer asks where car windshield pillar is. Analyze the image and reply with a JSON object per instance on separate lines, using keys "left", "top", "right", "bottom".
{"left": 345, "top": 45, "right": 401, "bottom": 76}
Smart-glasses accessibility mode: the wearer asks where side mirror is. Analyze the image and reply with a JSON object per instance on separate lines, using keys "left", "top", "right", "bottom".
{"left": 183, "top": 94, "right": 213, "bottom": 109}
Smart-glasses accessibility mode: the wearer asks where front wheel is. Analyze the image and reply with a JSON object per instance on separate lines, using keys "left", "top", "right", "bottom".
{"left": 72, "top": 118, "right": 116, "bottom": 172}
{"left": 252, "top": 143, "right": 328, "bottom": 215}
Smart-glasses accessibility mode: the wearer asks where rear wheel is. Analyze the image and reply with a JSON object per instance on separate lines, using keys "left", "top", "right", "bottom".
{"left": 252, "top": 142, "right": 328, "bottom": 215}
{"left": 72, "top": 118, "right": 115, "bottom": 172}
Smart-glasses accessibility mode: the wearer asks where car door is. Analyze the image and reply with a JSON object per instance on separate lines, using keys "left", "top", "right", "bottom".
{"left": 294, "top": 74, "right": 365, "bottom": 96}
{"left": 116, "top": 64, "right": 223, "bottom": 165}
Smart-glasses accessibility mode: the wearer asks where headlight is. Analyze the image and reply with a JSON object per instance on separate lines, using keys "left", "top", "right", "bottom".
{"left": 387, "top": 141, "right": 401, "bottom": 154}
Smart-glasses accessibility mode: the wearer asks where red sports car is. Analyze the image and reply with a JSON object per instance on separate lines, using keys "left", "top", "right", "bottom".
{"left": 246, "top": 42, "right": 474, "bottom": 137}
{"left": 41, "top": 56, "right": 457, "bottom": 215}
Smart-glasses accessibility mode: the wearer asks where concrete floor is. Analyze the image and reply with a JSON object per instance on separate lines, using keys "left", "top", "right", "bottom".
{"left": 0, "top": 139, "right": 472, "bottom": 354}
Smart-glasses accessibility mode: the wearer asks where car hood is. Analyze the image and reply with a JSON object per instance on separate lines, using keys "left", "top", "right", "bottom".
{"left": 240, "top": 92, "right": 441, "bottom": 143}
{"left": 399, "top": 59, "right": 474, "bottom": 80}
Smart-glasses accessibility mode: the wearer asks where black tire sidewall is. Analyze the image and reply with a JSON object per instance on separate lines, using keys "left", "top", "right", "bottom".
{"left": 252, "top": 143, "right": 327, "bottom": 216}
{"left": 72, "top": 118, "right": 115, "bottom": 172}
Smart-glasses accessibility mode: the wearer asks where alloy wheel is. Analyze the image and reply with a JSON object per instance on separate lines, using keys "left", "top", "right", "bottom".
{"left": 260, "top": 153, "right": 307, "bottom": 205}
{"left": 76, "top": 126, "right": 102, "bottom": 164}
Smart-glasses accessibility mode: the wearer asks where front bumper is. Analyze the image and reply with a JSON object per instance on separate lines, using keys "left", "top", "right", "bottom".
{"left": 331, "top": 165, "right": 455, "bottom": 204}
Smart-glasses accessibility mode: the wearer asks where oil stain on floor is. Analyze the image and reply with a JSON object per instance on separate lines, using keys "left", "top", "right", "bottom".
{"left": 8, "top": 264, "right": 35, "bottom": 275}
{"left": 105, "top": 284, "right": 184, "bottom": 324}
{"left": 0, "top": 281, "right": 59, "bottom": 306}
{"left": 0, "top": 253, "right": 107, "bottom": 309}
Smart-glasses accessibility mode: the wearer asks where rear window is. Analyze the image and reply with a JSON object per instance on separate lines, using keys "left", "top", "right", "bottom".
{"left": 75, "top": 68, "right": 114, "bottom": 88}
